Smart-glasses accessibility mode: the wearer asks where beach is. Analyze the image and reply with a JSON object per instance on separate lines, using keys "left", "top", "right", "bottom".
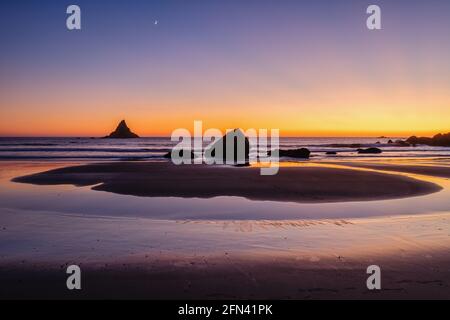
{"left": 2, "top": 0, "right": 450, "bottom": 303}
{"left": 1, "top": 157, "right": 450, "bottom": 299}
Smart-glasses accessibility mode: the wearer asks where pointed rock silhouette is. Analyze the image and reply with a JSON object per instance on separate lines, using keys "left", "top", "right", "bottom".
{"left": 105, "top": 120, "right": 139, "bottom": 138}
{"left": 205, "top": 129, "right": 250, "bottom": 164}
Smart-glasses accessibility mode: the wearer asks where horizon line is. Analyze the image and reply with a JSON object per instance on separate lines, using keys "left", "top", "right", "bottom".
{"left": 0, "top": 135, "right": 414, "bottom": 139}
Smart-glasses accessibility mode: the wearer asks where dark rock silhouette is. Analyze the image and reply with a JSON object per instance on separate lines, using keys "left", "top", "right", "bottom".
{"left": 388, "top": 140, "right": 394, "bottom": 144}
{"left": 164, "top": 150, "right": 195, "bottom": 160}
{"left": 394, "top": 140, "right": 410, "bottom": 147}
{"left": 205, "top": 129, "right": 250, "bottom": 164}
{"left": 406, "top": 133, "right": 450, "bottom": 147}
{"left": 271, "top": 148, "right": 311, "bottom": 159}
{"left": 105, "top": 120, "right": 139, "bottom": 139}
{"left": 326, "top": 151, "right": 337, "bottom": 155}
{"left": 357, "top": 147, "right": 382, "bottom": 154}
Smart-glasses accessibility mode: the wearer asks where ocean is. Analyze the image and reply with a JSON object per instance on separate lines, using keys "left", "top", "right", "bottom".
{"left": 0, "top": 137, "right": 449, "bottom": 161}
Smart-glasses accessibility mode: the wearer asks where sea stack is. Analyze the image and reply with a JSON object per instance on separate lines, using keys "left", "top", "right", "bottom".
{"left": 105, "top": 120, "right": 139, "bottom": 139}
{"left": 205, "top": 129, "right": 250, "bottom": 164}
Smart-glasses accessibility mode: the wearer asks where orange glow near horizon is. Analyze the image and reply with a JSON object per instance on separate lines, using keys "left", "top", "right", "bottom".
{"left": 2, "top": 56, "right": 449, "bottom": 138}
{"left": 1, "top": 86, "right": 449, "bottom": 137}
{"left": 0, "top": 112, "right": 448, "bottom": 138}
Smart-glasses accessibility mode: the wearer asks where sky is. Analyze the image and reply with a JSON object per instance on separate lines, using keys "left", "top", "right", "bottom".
{"left": 0, "top": 0, "right": 449, "bottom": 137}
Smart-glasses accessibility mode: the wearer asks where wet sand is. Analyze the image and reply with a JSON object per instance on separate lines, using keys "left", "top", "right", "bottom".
{"left": 1, "top": 160, "right": 450, "bottom": 299}
{"left": 12, "top": 162, "right": 442, "bottom": 203}
{"left": 2, "top": 252, "right": 449, "bottom": 300}
{"left": 1, "top": 210, "right": 449, "bottom": 300}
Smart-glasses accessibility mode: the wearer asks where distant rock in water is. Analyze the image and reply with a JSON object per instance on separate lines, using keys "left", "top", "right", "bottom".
{"left": 105, "top": 120, "right": 139, "bottom": 139}
{"left": 357, "top": 147, "right": 382, "bottom": 154}
{"left": 406, "top": 133, "right": 450, "bottom": 147}
{"left": 270, "top": 148, "right": 310, "bottom": 159}
{"left": 394, "top": 140, "right": 410, "bottom": 147}
{"left": 326, "top": 151, "right": 337, "bottom": 155}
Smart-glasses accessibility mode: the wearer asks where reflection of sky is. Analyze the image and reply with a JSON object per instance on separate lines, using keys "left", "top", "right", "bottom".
{"left": 3, "top": 162, "right": 450, "bottom": 220}
{"left": 1, "top": 161, "right": 450, "bottom": 262}
{"left": 1, "top": 0, "right": 450, "bottom": 136}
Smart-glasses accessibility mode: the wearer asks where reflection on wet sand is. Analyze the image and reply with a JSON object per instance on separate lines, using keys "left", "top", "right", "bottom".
{"left": 0, "top": 159, "right": 449, "bottom": 298}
